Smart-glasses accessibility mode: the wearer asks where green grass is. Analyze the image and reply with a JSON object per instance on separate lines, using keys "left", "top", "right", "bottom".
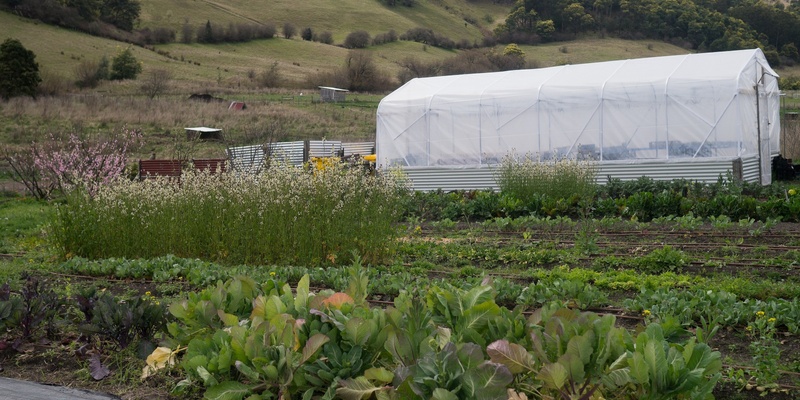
{"left": 138, "top": 0, "right": 489, "bottom": 44}
{"left": 0, "top": 197, "right": 53, "bottom": 254}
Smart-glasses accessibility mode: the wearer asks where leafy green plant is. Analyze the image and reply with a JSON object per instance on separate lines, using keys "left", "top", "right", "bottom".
{"left": 426, "top": 284, "right": 502, "bottom": 346}
{"left": 605, "top": 324, "right": 721, "bottom": 399}
{"left": 395, "top": 342, "right": 512, "bottom": 400}
{"left": 635, "top": 246, "right": 687, "bottom": 274}
{"left": 517, "top": 279, "right": 607, "bottom": 309}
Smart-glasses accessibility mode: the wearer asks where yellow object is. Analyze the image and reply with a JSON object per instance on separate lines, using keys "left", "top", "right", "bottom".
{"left": 310, "top": 156, "right": 340, "bottom": 172}
{"left": 363, "top": 154, "right": 377, "bottom": 162}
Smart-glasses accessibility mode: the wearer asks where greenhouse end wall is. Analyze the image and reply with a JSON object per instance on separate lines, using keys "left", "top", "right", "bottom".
{"left": 377, "top": 49, "right": 780, "bottom": 188}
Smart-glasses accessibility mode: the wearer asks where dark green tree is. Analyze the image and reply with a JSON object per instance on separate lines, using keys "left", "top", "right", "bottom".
{"left": 100, "top": 0, "right": 141, "bottom": 31}
{"left": 110, "top": 47, "right": 142, "bottom": 80}
{"left": 0, "top": 38, "right": 41, "bottom": 100}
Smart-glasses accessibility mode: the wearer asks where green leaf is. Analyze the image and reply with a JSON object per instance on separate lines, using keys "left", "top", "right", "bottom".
{"left": 336, "top": 376, "right": 384, "bottom": 400}
{"left": 364, "top": 367, "right": 394, "bottom": 384}
{"left": 486, "top": 340, "right": 535, "bottom": 374}
{"left": 630, "top": 352, "right": 649, "bottom": 384}
{"left": 218, "top": 310, "right": 239, "bottom": 328}
{"left": 345, "top": 317, "right": 375, "bottom": 346}
{"left": 462, "top": 361, "right": 513, "bottom": 400}
{"left": 435, "top": 326, "right": 451, "bottom": 350}
{"left": 431, "top": 388, "right": 459, "bottom": 400}
{"left": 197, "top": 366, "right": 218, "bottom": 387}
{"left": 462, "top": 285, "right": 495, "bottom": 313}
{"left": 537, "top": 362, "right": 568, "bottom": 390}
{"left": 385, "top": 330, "right": 414, "bottom": 366}
{"left": 234, "top": 361, "right": 260, "bottom": 381}
{"left": 203, "top": 381, "right": 251, "bottom": 400}
{"left": 460, "top": 301, "right": 501, "bottom": 334}
{"left": 301, "top": 333, "right": 330, "bottom": 364}
{"left": 295, "top": 275, "right": 310, "bottom": 311}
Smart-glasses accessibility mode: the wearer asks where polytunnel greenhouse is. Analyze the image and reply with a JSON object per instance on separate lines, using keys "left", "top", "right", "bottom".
{"left": 376, "top": 49, "right": 781, "bottom": 190}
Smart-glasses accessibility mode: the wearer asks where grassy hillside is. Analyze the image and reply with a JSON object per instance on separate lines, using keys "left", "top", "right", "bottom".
{"left": 0, "top": 10, "right": 702, "bottom": 90}
{"left": 138, "top": 0, "right": 508, "bottom": 43}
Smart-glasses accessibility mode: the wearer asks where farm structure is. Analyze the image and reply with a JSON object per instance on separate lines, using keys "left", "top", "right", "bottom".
{"left": 376, "top": 49, "right": 781, "bottom": 190}
{"left": 227, "top": 140, "right": 375, "bottom": 172}
{"left": 185, "top": 127, "right": 223, "bottom": 141}
{"left": 318, "top": 86, "right": 348, "bottom": 103}
{"left": 138, "top": 159, "right": 226, "bottom": 179}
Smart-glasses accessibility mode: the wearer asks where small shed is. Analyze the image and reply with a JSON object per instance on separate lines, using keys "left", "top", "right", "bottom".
{"left": 318, "top": 86, "right": 348, "bottom": 102}
{"left": 185, "top": 127, "right": 223, "bottom": 141}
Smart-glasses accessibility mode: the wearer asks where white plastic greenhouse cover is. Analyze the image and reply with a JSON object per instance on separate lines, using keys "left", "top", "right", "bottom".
{"left": 376, "top": 49, "right": 780, "bottom": 173}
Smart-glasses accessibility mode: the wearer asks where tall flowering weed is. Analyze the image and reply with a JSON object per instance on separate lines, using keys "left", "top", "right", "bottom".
{"left": 53, "top": 162, "right": 407, "bottom": 266}
{"left": 496, "top": 151, "right": 597, "bottom": 203}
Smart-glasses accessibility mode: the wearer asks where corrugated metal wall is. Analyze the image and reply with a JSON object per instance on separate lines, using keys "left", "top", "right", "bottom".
{"left": 227, "top": 145, "right": 265, "bottom": 174}
{"left": 399, "top": 157, "right": 762, "bottom": 191}
{"left": 308, "top": 141, "right": 342, "bottom": 158}
{"left": 742, "top": 156, "right": 761, "bottom": 183}
{"left": 268, "top": 142, "right": 305, "bottom": 166}
{"left": 342, "top": 142, "right": 375, "bottom": 157}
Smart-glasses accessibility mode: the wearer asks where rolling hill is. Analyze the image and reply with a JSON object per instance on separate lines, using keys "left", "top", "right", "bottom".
{"left": 0, "top": 5, "right": 696, "bottom": 92}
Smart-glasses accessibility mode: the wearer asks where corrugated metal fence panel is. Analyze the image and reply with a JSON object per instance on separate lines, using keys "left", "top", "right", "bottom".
{"left": 398, "top": 158, "right": 759, "bottom": 191}
{"left": 268, "top": 141, "right": 305, "bottom": 166}
{"left": 594, "top": 160, "right": 739, "bottom": 184}
{"left": 309, "top": 141, "right": 342, "bottom": 158}
{"left": 742, "top": 156, "right": 761, "bottom": 183}
{"left": 342, "top": 142, "right": 375, "bottom": 157}
{"left": 402, "top": 167, "right": 500, "bottom": 191}
{"left": 227, "top": 145, "right": 264, "bottom": 173}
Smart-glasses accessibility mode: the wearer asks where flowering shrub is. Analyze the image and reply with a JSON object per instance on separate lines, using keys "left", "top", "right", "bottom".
{"left": 4, "top": 128, "right": 141, "bottom": 199}
{"left": 53, "top": 162, "right": 406, "bottom": 265}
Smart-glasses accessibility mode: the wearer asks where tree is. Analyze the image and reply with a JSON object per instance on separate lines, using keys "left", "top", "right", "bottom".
{"left": 100, "top": 0, "right": 141, "bottom": 32}
{"left": 282, "top": 22, "right": 296, "bottom": 39}
{"left": 140, "top": 68, "right": 172, "bottom": 98}
{"left": 343, "top": 50, "right": 390, "bottom": 92}
{"left": 110, "top": 47, "right": 142, "bottom": 80}
{"left": 301, "top": 27, "right": 314, "bottom": 41}
{"left": 0, "top": 38, "right": 41, "bottom": 100}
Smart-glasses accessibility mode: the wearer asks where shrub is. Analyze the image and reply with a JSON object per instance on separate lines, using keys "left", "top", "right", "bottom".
{"left": 258, "top": 61, "right": 282, "bottom": 88}
{"left": 140, "top": 68, "right": 172, "bottom": 99}
{"left": 496, "top": 152, "right": 597, "bottom": 203}
{"left": 75, "top": 61, "right": 101, "bottom": 89}
{"left": 344, "top": 30, "right": 371, "bottom": 48}
{"left": 315, "top": 31, "right": 334, "bottom": 44}
{"left": 109, "top": 47, "right": 142, "bottom": 80}
{"left": 37, "top": 70, "right": 71, "bottom": 96}
{"left": 372, "top": 30, "right": 398, "bottom": 45}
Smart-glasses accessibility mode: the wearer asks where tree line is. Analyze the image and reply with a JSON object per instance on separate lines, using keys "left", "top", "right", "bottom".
{"left": 494, "top": 0, "right": 800, "bottom": 65}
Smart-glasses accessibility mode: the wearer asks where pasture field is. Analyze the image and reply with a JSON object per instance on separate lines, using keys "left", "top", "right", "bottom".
{"left": 1, "top": 173, "right": 800, "bottom": 398}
